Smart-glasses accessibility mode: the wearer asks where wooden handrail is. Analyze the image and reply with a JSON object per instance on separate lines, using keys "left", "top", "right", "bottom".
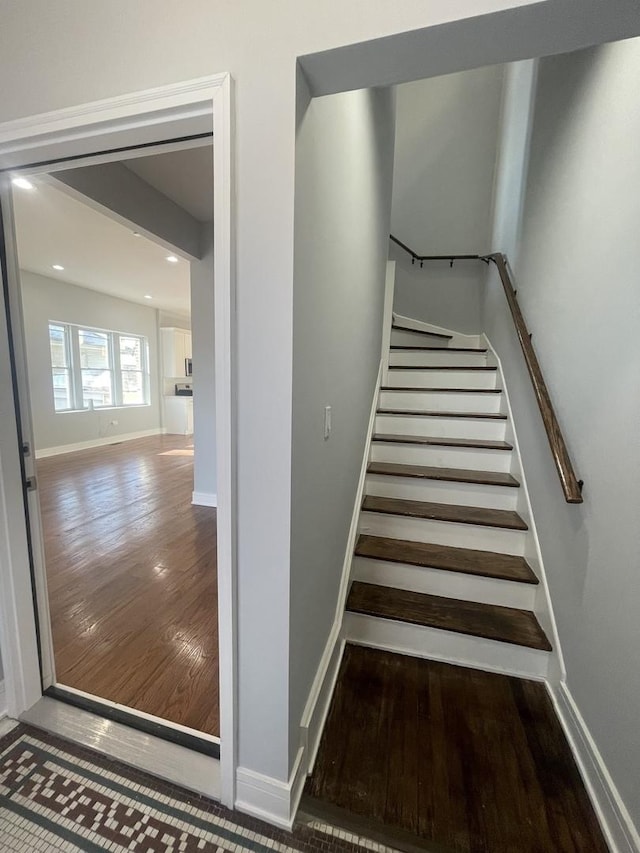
{"left": 486, "top": 253, "right": 583, "bottom": 504}
{"left": 389, "top": 234, "right": 583, "bottom": 503}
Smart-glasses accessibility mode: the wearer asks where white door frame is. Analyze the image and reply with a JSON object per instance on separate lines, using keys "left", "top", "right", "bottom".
{"left": 0, "top": 74, "right": 237, "bottom": 807}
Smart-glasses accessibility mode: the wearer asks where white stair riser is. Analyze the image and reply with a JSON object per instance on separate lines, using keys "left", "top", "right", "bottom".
{"left": 389, "top": 351, "right": 488, "bottom": 367}
{"left": 386, "top": 369, "right": 497, "bottom": 390}
{"left": 391, "top": 329, "right": 453, "bottom": 347}
{"left": 359, "top": 511, "right": 527, "bottom": 554}
{"left": 352, "top": 557, "right": 537, "bottom": 610}
{"left": 375, "top": 414, "right": 506, "bottom": 441}
{"left": 370, "top": 442, "right": 512, "bottom": 472}
{"left": 365, "top": 473, "right": 519, "bottom": 510}
{"left": 379, "top": 390, "right": 503, "bottom": 413}
{"left": 343, "top": 613, "right": 549, "bottom": 680}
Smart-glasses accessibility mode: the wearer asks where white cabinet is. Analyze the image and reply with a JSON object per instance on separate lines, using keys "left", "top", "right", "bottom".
{"left": 161, "top": 327, "right": 192, "bottom": 378}
{"left": 164, "top": 397, "right": 194, "bottom": 435}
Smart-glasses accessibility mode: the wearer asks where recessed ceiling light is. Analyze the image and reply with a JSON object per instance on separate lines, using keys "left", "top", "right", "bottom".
{"left": 166, "top": 255, "right": 179, "bottom": 263}
{"left": 52, "top": 264, "right": 65, "bottom": 271}
{"left": 144, "top": 294, "right": 153, "bottom": 300}
{"left": 132, "top": 231, "right": 141, "bottom": 237}
{"left": 12, "top": 177, "right": 34, "bottom": 190}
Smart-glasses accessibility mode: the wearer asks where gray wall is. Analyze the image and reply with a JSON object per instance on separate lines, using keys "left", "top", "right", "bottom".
{"left": 390, "top": 247, "right": 483, "bottom": 334}
{"left": 390, "top": 66, "right": 504, "bottom": 332}
{"left": 2, "top": 0, "right": 640, "bottom": 787}
{"left": 290, "top": 85, "right": 396, "bottom": 763}
{"left": 191, "top": 222, "right": 217, "bottom": 499}
{"left": 21, "top": 271, "right": 162, "bottom": 452}
{"left": 482, "top": 37, "right": 640, "bottom": 822}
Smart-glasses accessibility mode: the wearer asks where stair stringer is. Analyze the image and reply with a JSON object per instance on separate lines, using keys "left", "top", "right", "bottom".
{"left": 483, "top": 332, "right": 566, "bottom": 685}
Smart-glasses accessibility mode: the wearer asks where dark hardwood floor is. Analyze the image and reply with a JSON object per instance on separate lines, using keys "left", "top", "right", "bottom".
{"left": 305, "top": 645, "right": 608, "bottom": 853}
{"left": 36, "top": 435, "right": 219, "bottom": 736}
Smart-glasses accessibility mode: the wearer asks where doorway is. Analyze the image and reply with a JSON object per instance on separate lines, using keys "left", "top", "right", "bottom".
{"left": 0, "top": 76, "right": 235, "bottom": 805}
{"left": 11, "top": 149, "right": 221, "bottom": 739}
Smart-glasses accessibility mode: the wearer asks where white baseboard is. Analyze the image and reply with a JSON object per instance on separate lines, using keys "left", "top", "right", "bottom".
{"left": 192, "top": 491, "right": 217, "bottom": 507}
{"left": 35, "top": 428, "right": 165, "bottom": 459}
{"left": 0, "top": 680, "right": 6, "bottom": 719}
{"left": 235, "top": 746, "right": 305, "bottom": 831}
{"left": 301, "top": 639, "right": 345, "bottom": 778}
{"left": 549, "top": 681, "right": 640, "bottom": 853}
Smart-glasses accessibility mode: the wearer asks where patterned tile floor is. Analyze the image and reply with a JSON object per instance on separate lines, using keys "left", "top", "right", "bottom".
{"left": 0, "top": 721, "right": 398, "bottom": 853}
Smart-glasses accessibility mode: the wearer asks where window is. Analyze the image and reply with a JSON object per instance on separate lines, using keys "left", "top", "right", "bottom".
{"left": 47, "top": 322, "right": 150, "bottom": 411}
{"left": 49, "top": 323, "right": 73, "bottom": 412}
{"left": 79, "top": 328, "right": 113, "bottom": 408}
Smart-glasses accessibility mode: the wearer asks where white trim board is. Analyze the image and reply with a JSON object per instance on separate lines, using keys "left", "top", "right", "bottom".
{"left": 549, "top": 682, "right": 640, "bottom": 853}
{"left": 34, "top": 428, "right": 166, "bottom": 459}
{"left": 192, "top": 491, "right": 217, "bottom": 507}
{"left": 0, "top": 73, "right": 236, "bottom": 810}
{"left": 483, "top": 331, "right": 565, "bottom": 685}
{"left": 236, "top": 746, "right": 305, "bottom": 831}
{"left": 392, "top": 313, "right": 481, "bottom": 348}
{"left": 21, "top": 696, "right": 220, "bottom": 799}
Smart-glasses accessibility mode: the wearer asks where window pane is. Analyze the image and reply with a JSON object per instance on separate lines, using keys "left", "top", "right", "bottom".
{"left": 120, "top": 336, "right": 142, "bottom": 370}
{"left": 121, "top": 370, "right": 144, "bottom": 405}
{"left": 79, "top": 329, "right": 110, "bottom": 369}
{"left": 52, "top": 368, "right": 72, "bottom": 411}
{"left": 49, "top": 324, "right": 68, "bottom": 368}
{"left": 81, "top": 368, "right": 113, "bottom": 407}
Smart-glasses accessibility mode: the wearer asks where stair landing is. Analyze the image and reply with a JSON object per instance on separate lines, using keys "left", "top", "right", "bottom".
{"left": 303, "top": 644, "right": 608, "bottom": 853}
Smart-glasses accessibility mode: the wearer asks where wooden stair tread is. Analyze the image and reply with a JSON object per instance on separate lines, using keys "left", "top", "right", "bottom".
{"left": 392, "top": 323, "right": 452, "bottom": 340}
{"left": 381, "top": 386, "right": 502, "bottom": 393}
{"left": 362, "top": 495, "right": 528, "bottom": 530}
{"left": 377, "top": 408, "right": 508, "bottom": 420}
{"left": 347, "top": 581, "right": 551, "bottom": 651}
{"left": 373, "top": 433, "right": 513, "bottom": 451}
{"left": 390, "top": 346, "right": 487, "bottom": 352}
{"left": 388, "top": 365, "right": 497, "bottom": 371}
{"left": 355, "top": 534, "right": 538, "bottom": 584}
{"left": 368, "top": 461, "right": 519, "bottom": 488}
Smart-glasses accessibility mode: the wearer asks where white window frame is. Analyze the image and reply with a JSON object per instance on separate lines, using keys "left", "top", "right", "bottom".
{"left": 48, "top": 321, "right": 151, "bottom": 411}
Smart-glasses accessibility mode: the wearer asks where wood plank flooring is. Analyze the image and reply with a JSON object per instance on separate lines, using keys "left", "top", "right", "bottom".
{"left": 36, "top": 435, "right": 219, "bottom": 736}
{"left": 354, "top": 535, "right": 539, "bottom": 584}
{"left": 367, "top": 461, "right": 520, "bottom": 488}
{"left": 346, "top": 582, "right": 552, "bottom": 651}
{"left": 305, "top": 645, "right": 608, "bottom": 852}
{"left": 362, "top": 495, "right": 528, "bottom": 530}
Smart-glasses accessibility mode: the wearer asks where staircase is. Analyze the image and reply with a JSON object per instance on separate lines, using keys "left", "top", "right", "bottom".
{"left": 342, "top": 317, "right": 555, "bottom": 679}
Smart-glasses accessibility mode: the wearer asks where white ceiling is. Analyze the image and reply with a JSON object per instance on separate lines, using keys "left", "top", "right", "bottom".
{"left": 123, "top": 146, "right": 214, "bottom": 222}
{"left": 13, "top": 178, "right": 192, "bottom": 315}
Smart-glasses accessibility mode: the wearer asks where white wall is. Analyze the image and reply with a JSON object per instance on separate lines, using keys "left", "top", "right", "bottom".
{"left": 482, "top": 37, "right": 640, "bottom": 827}
{"left": 390, "top": 65, "right": 505, "bottom": 331}
{"left": 490, "top": 59, "right": 538, "bottom": 260}
{"left": 20, "top": 271, "right": 162, "bottom": 452}
{"left": 390, "top": 248, "right": 484, "bottom": 334}
{"left": 1, "top": 0, "right": 640, "bottom": 791}
{"left": 290, "top": 85, "right": 396, "bottom": 762}
{"left": 191, "top": 222, "right": 217, "bottom": 501}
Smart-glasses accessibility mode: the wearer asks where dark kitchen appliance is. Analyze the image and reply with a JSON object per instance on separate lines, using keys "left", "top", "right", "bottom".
{"left": 175, "top": 383, "right": 193, "bottom": 396}
{"left": 185, "top": 357, "right": 193, "bottom": 376}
